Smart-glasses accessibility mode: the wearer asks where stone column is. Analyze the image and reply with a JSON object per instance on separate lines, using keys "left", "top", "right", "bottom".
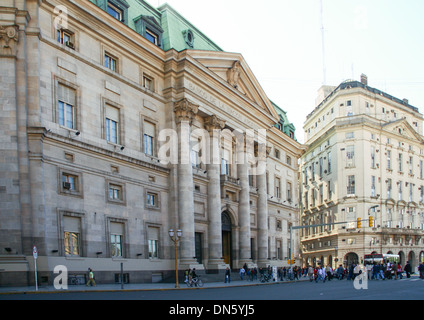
{"left": 205, "top": 115, "right": 226, "bottom": 270}
{"left": 174, "top": 99, "right": 198, "bottom": 266}
{"left": 256, "top": 141, "right": 269, "bottom": 266}
{"left": 237, "top": 134, "right": 252, "bottom": 266}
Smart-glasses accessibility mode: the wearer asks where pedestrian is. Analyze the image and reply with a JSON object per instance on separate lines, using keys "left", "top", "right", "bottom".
{"left": 224, "top": 267, "right": 231, "bottom": 283}
{"left": 308, "top": 266, "right": 314, "bottom": 282}
{"left": 393, "top": 262, "right": 398, "bottom": 280}
{"left": 86, "top": 268, "right": 96, "bottom": 287}
{"left": 326, "top": 265, "right": 332, "bottom": 281}
{"left": 404, "top": 261, "right": 412, "bottom": 278}
{"left": 397, "top": 263, "right": 403, "bottom": 280}
{"left": 316, "top": 267, "right": 325, "bottom": 283}
{"left": 418, "top": 262, "right": 424, "bottom": 279}
{"left": 336, "top": 264, "right": 344, "bottom": 280}
{"left": 185, "top": 268, "right": 190, "bottom": 283}
{"left": 239, "top": 267, "right": 245, "bottom": 280}
{"left": 372, "top": 263, "right": 378, "bottom": 280}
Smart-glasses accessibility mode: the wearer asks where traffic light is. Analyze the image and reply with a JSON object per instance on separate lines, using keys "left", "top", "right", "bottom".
{"left": 357, "top": 218, "right": 362, "bottom": 229}
{"left": 369, "top": 216, "right": 374, "bottom": 227}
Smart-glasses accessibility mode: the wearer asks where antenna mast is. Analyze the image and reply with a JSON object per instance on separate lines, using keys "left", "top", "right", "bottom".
{"left": 320, "top": 0, "right": 326, "bottom": 85}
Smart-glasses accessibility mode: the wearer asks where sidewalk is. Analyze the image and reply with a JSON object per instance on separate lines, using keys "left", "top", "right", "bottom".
{"left": 0, "top": 276, "right": 309, "bottom": 295}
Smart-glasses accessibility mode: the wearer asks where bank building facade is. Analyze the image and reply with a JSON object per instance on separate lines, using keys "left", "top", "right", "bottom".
{"left": 0, "top": 0, "right": 303, "bottom": 286}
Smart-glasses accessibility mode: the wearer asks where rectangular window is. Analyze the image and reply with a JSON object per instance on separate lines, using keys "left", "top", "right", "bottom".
{"left": 387, "top": 179, "right": 392, "bottom": 199}
{"left": 221, "top": 149, "right": 230, "bottom": 175}
{"left": 347, "top": 175, "right": 355, "bottom": 195}
{"left": 62, "top": 173, "right": 78, "bottom": 191}
{"left": 371, "top": 176, "right": 376, "bottom": 197}
{"left": 143, "top": 75, "right": 154, "bottom": 91}
{"left": 287, "top": 182, "right": 292, "bottom": 202}
{"left": 327, "top": 152, "right": 332, "bottom": 173}
{"left": 387, "top": 150, "right": 392, "bottom": 170}
{"left": 275, "top": 177, "right": 281, "bottom": 198}
{"left": 371, "top": 147, "right": 375, "bottom": 168}
{"left": 398, "top": 181, "right": 402, "bottom": 201}
{"left": 148, "top": 227, "right": 160, "bottom": 259}
{"left": 108, "top": 184, "right": 123, "bottom": 201}
{"left": 57, "top": 84, "right": 76, "bottom": 129}
{"left": 63, "top": 216, "right": 81, "bottom": 256}
{"left": 57, "top": 29, "right": 74, "bottom": 48}
{"left": 346, "top": 145, "right": 355, "bottom": 167}
{"left": 146, "top": 192, "right": 159, "bottom": 208}
{"left": 104, "top": 53, "right": 118, "bottom": 72}
{"left": 327, "top": 181, "right": 332, "bottom": 200}
{"left": 110, "top": 222, "right": 124, "bottom": 257}
{"left": 143, "top": 121, "right": 156, "bottom": 156}
{"left": 58, "top": 101, "right": 74, "bottom": 129}
{"left": 409, "top": 156, "right": 413, "bottom": 175}
{"left": 398, "top": 153, "right": 403, "bottom": 172}
{"left": 191, "top": 150, "right": 199, "bottom": 168}
{"left": 105, "top": 105, "right": 120, "bottom": 144}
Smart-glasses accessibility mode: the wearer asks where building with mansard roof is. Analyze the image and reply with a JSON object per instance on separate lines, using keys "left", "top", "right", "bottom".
{"left": 0, "top": 0, "right": 303, "bottom": 286}
{"left": 300, "top": 74, "right": 424, "bottom": 270}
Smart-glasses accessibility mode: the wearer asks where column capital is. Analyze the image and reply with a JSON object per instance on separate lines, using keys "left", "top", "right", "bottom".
{"left": 204, "top": 114, "right": 226, "bottom": 133}
{"left": 0, "top": 25, "right": 19, "bottom": 56}
{"left": 174, "top": 99, "right": 198, "bottom": 123}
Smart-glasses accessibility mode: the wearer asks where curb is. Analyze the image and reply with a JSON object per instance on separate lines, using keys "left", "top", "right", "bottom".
{"left": 0, "top": 278, "right": 307, "bottom": 295}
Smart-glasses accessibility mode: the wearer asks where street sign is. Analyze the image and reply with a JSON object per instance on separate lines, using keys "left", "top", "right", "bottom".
{"left": 33, "top": 246, "right": 38, "bottom": 260}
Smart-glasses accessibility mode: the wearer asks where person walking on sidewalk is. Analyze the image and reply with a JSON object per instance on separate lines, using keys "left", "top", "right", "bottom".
{"left": 86, "top": 268, "right": 96, "bottom": 287}
{"left": 239, "top": 267, "right": 245, "bottom": 280}
{"left": 224, "top": 267, "right": 231, "bottom": 283}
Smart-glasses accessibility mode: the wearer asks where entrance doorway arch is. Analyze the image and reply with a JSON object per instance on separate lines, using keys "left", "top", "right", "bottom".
{"left": 222, "top": 211, "right": 233, "bottom": 268}
{"left": 408, "top": 251, "right": 416, "bottom": 270}
{"left": 344, "top": 252, "right": 359, "bottom": 266}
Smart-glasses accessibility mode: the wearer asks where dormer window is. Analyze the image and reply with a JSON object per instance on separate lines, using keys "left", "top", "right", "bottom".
{"left": 145, "top": 28, "right": 159, "bottom": 45}
{"left": 134, "top": 15, "right": 164, "bottom": 48}
{"left": 107, "top": 2, "right": 123, "bottom": 21}
{"left": 101, "top": 0, "right": 130, "bottom": 25}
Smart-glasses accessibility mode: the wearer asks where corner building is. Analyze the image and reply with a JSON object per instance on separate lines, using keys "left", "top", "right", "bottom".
{"left": 300, "top": 75, "right": 424, "bottom": 271}
{"left": 0, "top": 0, "right": 302, "bottom": 286}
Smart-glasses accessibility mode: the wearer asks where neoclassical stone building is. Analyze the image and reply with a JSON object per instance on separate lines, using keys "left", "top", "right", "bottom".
{"left": 300, "top": 75, "right": 424, "bottom": 270}
{"left": 0, "top": 0, "right": 302, "bottom": 286}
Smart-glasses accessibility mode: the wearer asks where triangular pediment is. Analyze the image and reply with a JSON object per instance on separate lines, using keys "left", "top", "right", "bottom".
{"left": 187, "top": 51, "right": 280, "bottom": 121}
{"left": 382, "top": 119, "right": 424, "bottom": 143}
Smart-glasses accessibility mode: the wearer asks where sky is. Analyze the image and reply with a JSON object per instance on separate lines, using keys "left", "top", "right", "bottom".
{"left": 147, "top": 0, "right": 424, "bottom": 143}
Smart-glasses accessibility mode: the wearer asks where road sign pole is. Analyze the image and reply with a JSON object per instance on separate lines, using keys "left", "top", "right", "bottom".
{"left": 33, "top": 246, "right": 38, "bottom": 291}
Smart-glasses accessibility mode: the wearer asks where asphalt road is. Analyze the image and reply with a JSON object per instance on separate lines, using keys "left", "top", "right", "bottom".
{"left": 2, "top": 276, "right": 422, "bottom": 301}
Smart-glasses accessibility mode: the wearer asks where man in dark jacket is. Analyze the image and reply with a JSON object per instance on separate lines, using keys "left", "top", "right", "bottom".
{"left": 404, "top": 261, "right": 412, "bottom": 278}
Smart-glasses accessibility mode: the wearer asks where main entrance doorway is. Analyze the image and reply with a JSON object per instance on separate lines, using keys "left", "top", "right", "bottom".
{"left": 222, "top": 212, "right": 232, "bottom": 268}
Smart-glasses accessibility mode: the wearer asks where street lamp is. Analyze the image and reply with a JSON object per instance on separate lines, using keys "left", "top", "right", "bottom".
{"left": 169, "top": 229, "right": 182, "bottom": 288}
